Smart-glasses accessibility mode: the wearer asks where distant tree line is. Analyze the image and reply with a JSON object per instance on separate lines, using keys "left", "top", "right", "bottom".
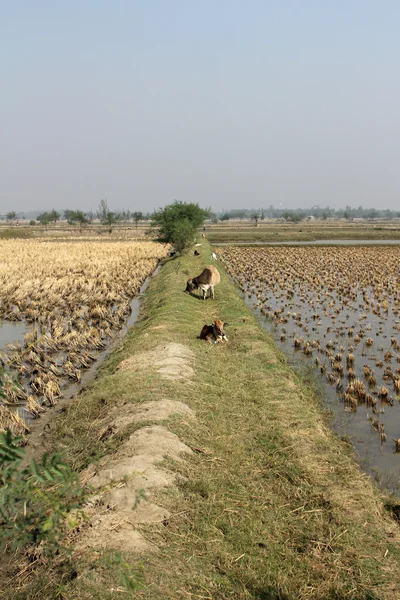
{"left": 215, "top": 205, "right": 400, "bottom": 222}
{"left": 29, "top": 203, "right": 150, "bottom": 232}
{"left": 3, "top": 203, "right": 399, "bottom": 229}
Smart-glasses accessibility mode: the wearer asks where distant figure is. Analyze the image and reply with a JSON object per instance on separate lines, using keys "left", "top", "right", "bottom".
{"left": 201, "top": 233, "right": 206, "bottom": 238}
{"left": 194, "top": 249, "right": 200, "bottom": 256}
{"left": 211, "top": 252, "right": 217, "bottom": 260}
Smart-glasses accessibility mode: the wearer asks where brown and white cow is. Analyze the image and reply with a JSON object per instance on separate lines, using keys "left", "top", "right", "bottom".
{"left": 185, "top": 265, "right": 220, "bottom": 300}
{"left": 200, "top": 319, "right": 228, "bottom": 344}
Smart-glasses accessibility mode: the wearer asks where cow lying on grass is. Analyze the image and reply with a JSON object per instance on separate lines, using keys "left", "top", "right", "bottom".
{"left": 185, "top": 265, "right": 220, "bottom": 300}
{"left": 200, "top": 319, "right": 228, "bottom": 344}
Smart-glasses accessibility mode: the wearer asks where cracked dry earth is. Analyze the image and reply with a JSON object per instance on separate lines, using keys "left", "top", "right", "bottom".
{"left": 77, "top": 343, "right": 195, "bottom": 553}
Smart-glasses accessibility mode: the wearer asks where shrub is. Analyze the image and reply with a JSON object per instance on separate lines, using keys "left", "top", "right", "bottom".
{"left": 151, "top": 201, "right": 209, "bottom": 252}
{"left": 0, "top": 430, "right": 86, "bottom": 556}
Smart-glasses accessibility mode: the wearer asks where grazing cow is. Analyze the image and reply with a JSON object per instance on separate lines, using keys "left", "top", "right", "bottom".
{"left": 200, "top": 319, "right": 228, "bottom": 344}
{"left": 185, "top": 265, "right": 220, "bottom": 300}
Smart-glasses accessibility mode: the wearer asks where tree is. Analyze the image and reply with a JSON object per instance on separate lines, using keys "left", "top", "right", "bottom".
{"left": 151, "top": 201, "right": 209, "bottom": 252}
{"left": 49, "top": 209, "right": 60, "bottom": 224}
{"left": 97, "top": 199, "right": 120, "bottom": 233}
{"left": 64, "top": 210, "right": 88, "bottom": 231}
{"left": 6, "top": 212, "right": 16, "bottom": 222}
{"left": 282, "top": 210, "right": 302, "bottom": 223}
{"left": 251, "top": 213, "right": 259, "bottom": 227}
{"left": 170, "top": 219, "right": 197, "bottom": 253}
{"left": 37, "top": 212, "right": 53, "bottom": 227}
{"left": 132, "top": 211, "right": 143, "bottom": 229}
{"left": 220, "top": 212, "right": 230, "bottom": 221}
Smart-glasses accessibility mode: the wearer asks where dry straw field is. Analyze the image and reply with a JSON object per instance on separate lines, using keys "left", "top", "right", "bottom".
{"left": 0, "top": 238, "right": 169, "bottom": 435}
{"left": 220, "top": 245, "right": 400, "bottom": 453}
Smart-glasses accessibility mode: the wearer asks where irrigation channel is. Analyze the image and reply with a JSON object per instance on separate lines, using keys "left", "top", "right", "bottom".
{"left": 218, "top": 241, "right": 400, "bottom": 494}
{"left": 0, "top": 264, "right": 161, "bottom": 423}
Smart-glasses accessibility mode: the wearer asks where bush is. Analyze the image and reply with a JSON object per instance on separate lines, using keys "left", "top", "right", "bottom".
{"left": 170, "top": 219, "right": 197, "bottom": 253}
{"left": 0, "top": 430, "right": 85, "bottom": 556}
{"left": 151, "top": 201, "right": 209, "bottom": 252}
{"left": 29, "top": 220, "right": 36, "bottom": 226}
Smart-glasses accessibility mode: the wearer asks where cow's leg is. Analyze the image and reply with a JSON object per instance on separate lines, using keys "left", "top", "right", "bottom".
{"left": 202, "top": 288, "right": 207, "bottom": 300}
{"left": 210, "top": 285, "right": 214, "bottom": 300}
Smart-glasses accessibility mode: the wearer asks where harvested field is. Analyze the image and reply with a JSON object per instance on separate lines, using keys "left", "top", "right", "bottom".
{"left": 219, "top": 245, "right": 400, "bottom": 487}
{"left": 0, "top": 239, "right": 169, "bottom": 434}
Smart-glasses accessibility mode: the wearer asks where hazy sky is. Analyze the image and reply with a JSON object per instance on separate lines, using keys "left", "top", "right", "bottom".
{"left": 2, "top": 1, "right": 400, "bottom": 214}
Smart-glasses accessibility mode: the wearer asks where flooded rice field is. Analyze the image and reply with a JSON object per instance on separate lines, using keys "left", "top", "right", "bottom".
{"left": 219, "top": 245, "right": 400, "bottom": 492}
{"left": 0, "top": 239, "right": 169, "bottom": 436}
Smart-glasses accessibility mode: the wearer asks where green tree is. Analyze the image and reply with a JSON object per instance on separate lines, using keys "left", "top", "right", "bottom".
{"left": 251, "top": 213, "right": 259, "bottom": 227}
{"left": 132, "top": 211, "right": 143, "bottom": 229}
{"left": 97, "top": 199, "right": 120, "bottom": 233}
{"left": 49, "top": 209, "right": 60, "bottom": 224}
{"left": 151, "top": 201, "right": 209, "bottom": 251}
{"left": 64, "top": 210, "right": 89, "bottom": 231}
{"left": 37, "top": 212, "right": 53, "bottom": 227}
{"left": 6, "top": 211, "right": 17, "bottom": 222}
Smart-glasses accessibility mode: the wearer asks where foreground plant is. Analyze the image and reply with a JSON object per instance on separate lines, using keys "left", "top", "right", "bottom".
{"left": 0, "top": 430, "right": 86, "bottom": 556}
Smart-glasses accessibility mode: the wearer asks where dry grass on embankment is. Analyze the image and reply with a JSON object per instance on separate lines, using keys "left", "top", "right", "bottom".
{"left": 6, "top": 242, "right": 400, "bottom": 600}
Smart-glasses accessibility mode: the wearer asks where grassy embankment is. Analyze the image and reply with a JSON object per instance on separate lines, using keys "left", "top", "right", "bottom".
{"left": 205, "top": 221, "right": 400, "bottom": 243}
{"left": 9, "top": 242, "right": 400, "bottom": 600}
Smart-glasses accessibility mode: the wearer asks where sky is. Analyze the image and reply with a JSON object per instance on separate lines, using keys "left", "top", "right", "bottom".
{"left": 1, "top": 1, "right": 400, "bottom": 214}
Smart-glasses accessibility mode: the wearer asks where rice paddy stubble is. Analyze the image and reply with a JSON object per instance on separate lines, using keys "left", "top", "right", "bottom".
{"left": 219, "top": 245, "right": 400, "bottom": 486}
{"left": 0, "top": 239, "right": 169, "bottom": 435}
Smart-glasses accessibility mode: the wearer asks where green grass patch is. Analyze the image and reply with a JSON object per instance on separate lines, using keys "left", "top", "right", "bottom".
{"left": 0, "top": 227, "right": 34, "bottom": 239}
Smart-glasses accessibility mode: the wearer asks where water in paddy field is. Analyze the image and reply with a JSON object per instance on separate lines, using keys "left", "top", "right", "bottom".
{"left": 241, "top": 288, "right": 400, "bottom": 492}
{"left": 0, "top": 265, "right": 161, "bottom": 420}
{"left": 0, "top": 321, "right": 29, "bottom": 350}
{"left": 220, "top": 246, "right": 400, "bottom": 494}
